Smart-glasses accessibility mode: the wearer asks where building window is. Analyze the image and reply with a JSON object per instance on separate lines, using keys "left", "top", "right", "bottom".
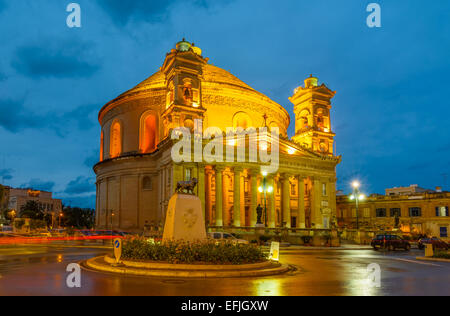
{"left": 142, "top": 176, "right": 152, "bottom": 191}
{"left": 140, "top": 113, "right": 158, "bottom": 153}
{"left": 322, "top": 183, "right": 327, "bottom": 196}
{"left": 185, "top": 168, "right": 192, "bottom": 181}
{"left": 291, "top": 184, "right": 296, "bottom": 196}
{"left": 363, "top": 208, "right": 370, "bottom": 218}
{"left": 376, "top": 208, "right": 387, "bottom": 218}
{"left": 390, "top": 208, "right": 401, "bottom": 217}
{"left": 110, "top": 121, "right": 122, "bottom": 158}
{"left": 100, "top": 131, "right": 104, "bottom": 162}
{"left": 436, "top": 206, "right": 449, "bottom": 217}
{"left": 440, "top": 227, "right": 448, "bottom": 238}
{"left": 409, "top": 207, "right": 422, "bottom": 217}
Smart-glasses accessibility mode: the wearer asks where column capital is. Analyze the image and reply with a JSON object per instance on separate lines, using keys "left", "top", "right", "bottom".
{"left": 280, "top": 173, "right": 293, "bottom": 181}
{"left": 247, "top": 168, "right": 261, "bottom": 176}
{"left": 233, "top": 167, "right": 244, "bottom": 173}
{"left": 214, "top": 165, "right": 226, "bottom": 172}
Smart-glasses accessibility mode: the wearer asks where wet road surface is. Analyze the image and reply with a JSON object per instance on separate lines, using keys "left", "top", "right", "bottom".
{"left": 0, "top": 244, "right": 449, "bottom": 296}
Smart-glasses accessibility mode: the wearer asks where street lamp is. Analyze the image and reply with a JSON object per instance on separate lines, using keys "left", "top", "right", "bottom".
{"left": 258, "top": 171, "right": 273, "bottom": 227}
{"left": 59, "top": 212, "right": 64, "bottom": 228}
{"left": 350, "top": 181, "right": 365, "bottom": 230}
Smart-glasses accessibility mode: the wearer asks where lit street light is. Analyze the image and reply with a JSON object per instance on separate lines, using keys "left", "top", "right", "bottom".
{"left": 258, "top": 171, "right": 273, "bottom": 227}
{"left": 350, "top": 181, "right": 365, "bottom": 230}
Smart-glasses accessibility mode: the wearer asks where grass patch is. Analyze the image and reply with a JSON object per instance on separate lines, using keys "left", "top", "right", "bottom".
{"left": 122, "top": 237, "right": 267, "bottom": 265}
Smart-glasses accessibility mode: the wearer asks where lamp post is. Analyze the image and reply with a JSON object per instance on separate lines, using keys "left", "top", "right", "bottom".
{"left": 350, "top": 181, "right": 365, "bottom": 230}
{"left": 258, "top": 171, "right": 273, "bottom": 227}
{"left": 111, "top": 210, "right": 115, "bottom": 233}
{"left": 59, "top": 212, "right": 64, "bottom": 228}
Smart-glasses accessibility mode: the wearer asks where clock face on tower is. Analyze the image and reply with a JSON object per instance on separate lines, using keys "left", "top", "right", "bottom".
{"left": 319, "top": 142, "right": 329, "bottom": 153}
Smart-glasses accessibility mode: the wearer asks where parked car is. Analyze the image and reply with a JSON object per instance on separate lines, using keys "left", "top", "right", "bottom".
{"left": 371, "top": 234, "right": 411, "bottom": 251}
{"left": 418, "top": 237, "right": 449, "bottom": 250}
{"left": 208, "top": 232, "right": 249, "bottom": 244}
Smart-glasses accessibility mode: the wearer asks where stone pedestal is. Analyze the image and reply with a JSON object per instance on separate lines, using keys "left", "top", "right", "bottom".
{"left": 163, "top": 194, "right": 207, "bottom": 243}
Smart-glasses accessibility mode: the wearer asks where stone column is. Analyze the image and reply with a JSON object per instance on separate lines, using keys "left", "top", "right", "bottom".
{"left": 298, "top": 176, "right": 305, "bottom": 228}
{"left": 197, "top": 165, "right": 206, "bottom": 222}
{"left": 282, "top": 174, "right": 291, "bottom": 228}
{"left": 205, "top": 169, "right": 213, "bottom": 226}
{"left": 267, "top": 176, "right": 276, "bottom": 228}
{"left": 215, "top": 166, "right": 224, "bottom": 227}
{"left": 313, "top": 178, "right": 322, "bottom": 228}
{"left": 250, "top": 170, "right": 258, "bottom": 227}
{"left": 233, "top": 167, "right": 242, "bottom": 227}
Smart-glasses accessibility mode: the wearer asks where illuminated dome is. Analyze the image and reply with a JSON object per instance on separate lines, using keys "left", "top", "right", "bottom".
{"left": 176, "top": 38, "right": 192, "bottom": 52}
{"left": 98, "top": 50, "right": 290, "bottom": 140}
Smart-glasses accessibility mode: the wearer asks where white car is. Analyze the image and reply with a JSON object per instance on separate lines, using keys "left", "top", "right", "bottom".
{"left": 208, "top": 232, "right": 249, "bottom": 244}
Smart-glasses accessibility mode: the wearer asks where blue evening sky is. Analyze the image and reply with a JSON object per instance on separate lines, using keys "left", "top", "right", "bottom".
{"left": 0, "top": 0, "right": 449, "bottom": 208}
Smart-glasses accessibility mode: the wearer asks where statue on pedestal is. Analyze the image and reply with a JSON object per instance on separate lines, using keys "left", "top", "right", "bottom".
{"left": 256, "top": 204, "right": 263, "bottom": 225}
{"left": 175, "top": 178, "right": 198, "bottom": 195}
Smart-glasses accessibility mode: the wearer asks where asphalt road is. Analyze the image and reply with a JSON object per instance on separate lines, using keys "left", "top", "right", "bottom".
{"left": 0, "top": 244, "right": 449, "bottom": 296}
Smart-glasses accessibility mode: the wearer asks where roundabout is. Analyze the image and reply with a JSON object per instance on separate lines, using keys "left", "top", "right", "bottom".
{"left": 83, "top": 255, "right": 290, "bottom": 278}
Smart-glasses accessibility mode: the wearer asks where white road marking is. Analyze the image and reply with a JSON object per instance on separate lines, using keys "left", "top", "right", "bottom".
{"left": 393, "top": 258, "right": 442, "bottom": 267}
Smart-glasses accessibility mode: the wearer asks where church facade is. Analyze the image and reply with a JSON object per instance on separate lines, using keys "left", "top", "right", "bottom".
{"left": 94, "top": 40, "right": 341, "bottom": 231}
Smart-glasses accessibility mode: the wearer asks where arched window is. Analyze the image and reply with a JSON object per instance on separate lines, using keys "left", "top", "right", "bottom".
{"left": 142, "top": 176, "right": 152, "bottom": 190}
{"left": 233, "top": 112, "right": 253, "bottom": 130}
{"left": 298, "top": 109, "right": 310, "bottom": 129}
{"left": 110, "top": 121, "right": 122, "bottom": 158}
{"left": 100, "top": 131, "right": 104, "bottom": 162}
{"left": 140, "top": 113, "right": 158, "bottom": 153}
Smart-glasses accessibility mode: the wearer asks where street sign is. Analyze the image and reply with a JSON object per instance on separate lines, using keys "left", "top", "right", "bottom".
{"left": 269, "top": 242, "right": 280, "bottom": 261}
{"left": 113, "top": 238, "right": 122, "bottom": 264}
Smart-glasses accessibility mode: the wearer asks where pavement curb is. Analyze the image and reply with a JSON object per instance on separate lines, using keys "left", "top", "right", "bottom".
{"left": 416, "top": 257, "right": 450, "bottom": 263}
{"left": 84, "top": 256, "right": 290, "bottom": 278}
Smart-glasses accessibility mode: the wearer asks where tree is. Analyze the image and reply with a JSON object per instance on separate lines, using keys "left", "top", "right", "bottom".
{"left": 62, "top": 207, "right": 95, "bottom": 229}
{"left": 20, "top": 201, "right": 44, "bottom": 220}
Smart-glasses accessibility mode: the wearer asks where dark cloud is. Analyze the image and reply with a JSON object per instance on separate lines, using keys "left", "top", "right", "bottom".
{"left": 64, "top": 176, "right": 95, "bottom": 195}
{"left": 0, "top": 169, "right": 13, "bottom": 181}
{"left": 62, "top": 104, "right": 98, "bottom": 130}
{"left": 21, "top": 179, "right": 55, "bottom": 192}
{"left": 0, "top": 99, "right": 49, "bottom": 133}
{"left": 0, "top": 99, "right": 97, "bottom": 135}
{"left": 84, "top": 150, "right": 100, "bottom": 168}
{"left": 11, "top": 40, "right": 101, "bottom": 79}
{"left": 63, "top": 194, "right": 96, "bottom": 209}
{"left": 96, "top": 0, "right": 232, "bottom": 25}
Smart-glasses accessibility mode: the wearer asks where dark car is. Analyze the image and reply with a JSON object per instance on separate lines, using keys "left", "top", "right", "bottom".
{"left": 371, "top": 234, "right": 411, "bottom": 251}
{"left": 418, "top": 237, "right": 449, "bottom": 250}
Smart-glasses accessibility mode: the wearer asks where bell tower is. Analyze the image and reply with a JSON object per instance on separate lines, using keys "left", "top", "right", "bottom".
{"left": 290, "top": 75, "right": 336, "bottom": 156}
{"left": 161, "top": 39, "right": 207, "bottom": 138}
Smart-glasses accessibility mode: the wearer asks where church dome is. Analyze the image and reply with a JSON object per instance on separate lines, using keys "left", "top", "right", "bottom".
{"left": 176, "top": 39, "right": 192, "bottom": 52}
{"left": 97, "top": 46, "right": 290, "bottom": 160}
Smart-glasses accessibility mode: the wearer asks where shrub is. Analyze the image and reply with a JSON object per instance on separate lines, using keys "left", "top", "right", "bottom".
{"left": 433, "top": 251, "right": 450, "bottom": 259}
{"left": 259, "top": 235, "right": 271, "bottom": 243}
{"left": 14, "top": 219, "right": 25, "bottom": 230}
{"left": 121, "top": 237, "right": 267, "bottom": 265}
